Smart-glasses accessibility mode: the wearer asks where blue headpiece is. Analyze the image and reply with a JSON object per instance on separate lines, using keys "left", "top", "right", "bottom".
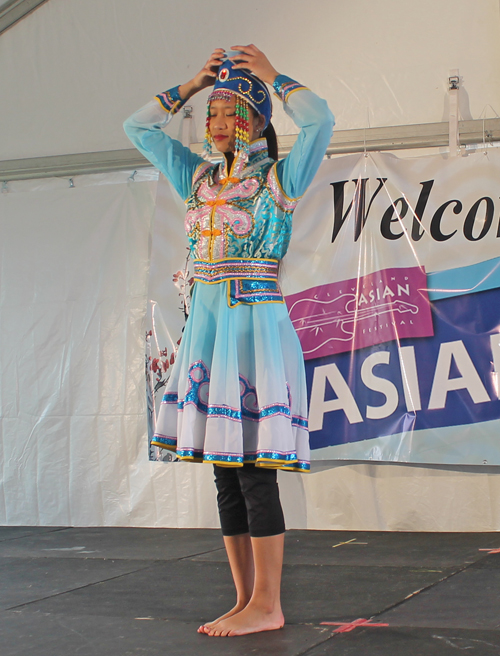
{"left": 209, "top": 59, "right": 272, "bottom": 128}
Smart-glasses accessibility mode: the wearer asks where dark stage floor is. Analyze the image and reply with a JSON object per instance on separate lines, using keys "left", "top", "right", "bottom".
{"left": 0, "top": 526, "right": 499, "bottom": 655}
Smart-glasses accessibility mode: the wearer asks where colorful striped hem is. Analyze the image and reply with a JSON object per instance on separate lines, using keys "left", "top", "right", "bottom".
{"left": 149, "top": 441, "right": 310, "bottom": 472}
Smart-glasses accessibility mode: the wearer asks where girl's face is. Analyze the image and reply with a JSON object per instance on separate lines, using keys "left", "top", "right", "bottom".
{"left": 209, "top": 95, "right": 265, "bottom": 154}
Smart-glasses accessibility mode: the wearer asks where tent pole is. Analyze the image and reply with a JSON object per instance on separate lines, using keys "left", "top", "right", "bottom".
{"left": 1, "top": 118, "right": 499, "bottom": 181}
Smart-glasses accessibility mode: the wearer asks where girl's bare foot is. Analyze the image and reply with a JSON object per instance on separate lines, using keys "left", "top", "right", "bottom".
{"left": 197, "top": 602, "right": 248, "bottom": 634}
{"left": 206, "top": 602, "right": 285, "bottom": 637}
{"left": 198, "top": 532, "right": 254, "bottom": 634}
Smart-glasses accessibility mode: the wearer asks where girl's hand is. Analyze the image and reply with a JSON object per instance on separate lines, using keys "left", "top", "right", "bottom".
{"left": 179, "top": 49, "right": 225, "bottom": 100}
{"left": 192, "top": 48, "right": 226, "bottom": 90}
{"left": 229, "top": 44, "right": 279, "bottom": 85}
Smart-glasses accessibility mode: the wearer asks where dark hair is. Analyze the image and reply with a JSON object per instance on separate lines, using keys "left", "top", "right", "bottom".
{"left": 248, "top": 105, "right": 278, "bottom": 161}
{"left": 263, "top": 122, "right": 278, "bottom": 161}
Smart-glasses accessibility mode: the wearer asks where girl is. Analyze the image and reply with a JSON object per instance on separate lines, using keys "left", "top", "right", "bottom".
{"left": 124, "top": 45, "right": 334, "bottom": 636}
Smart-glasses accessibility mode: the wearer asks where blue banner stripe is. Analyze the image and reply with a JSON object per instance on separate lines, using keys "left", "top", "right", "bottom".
{"left": 428, "top": 256, "right": 500, "bottom": 301}
{"left": 307, "top": 286, "right": 500, "bottom": 452}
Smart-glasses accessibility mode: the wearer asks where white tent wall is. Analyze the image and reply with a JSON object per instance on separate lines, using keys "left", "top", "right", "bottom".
{"left": 3, "top": 172, "right": 500, "bottom": 531}
{"left": 1, "top": 0, "right": 500, "bottom": 530}
{"left": 1, "top": 0, "right": 500, "bottom": 159}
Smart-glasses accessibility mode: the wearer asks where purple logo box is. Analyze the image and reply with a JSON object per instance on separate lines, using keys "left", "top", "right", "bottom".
{"left": 286, "top": 266, "right": 434, "bottom": 360}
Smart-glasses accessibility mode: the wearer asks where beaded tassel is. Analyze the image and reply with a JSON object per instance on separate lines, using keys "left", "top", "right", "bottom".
{"left": 234, "top": 95, "right": 250, "bottom": 158}
{"left": 202, "top": 107, "right": 212, "bottom": 159}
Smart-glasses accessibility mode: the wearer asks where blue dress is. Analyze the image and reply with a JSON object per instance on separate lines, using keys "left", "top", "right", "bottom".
{"left": 124, "top": 75, "right": 334, "bottom": 472}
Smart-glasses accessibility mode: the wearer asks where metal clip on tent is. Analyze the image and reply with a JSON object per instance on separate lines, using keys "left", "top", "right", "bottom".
{"left": 182, "top": 106, "right": 193, "bottom": 147}
{"left": 479, "top": 104, "right": 500, "bottom": 154}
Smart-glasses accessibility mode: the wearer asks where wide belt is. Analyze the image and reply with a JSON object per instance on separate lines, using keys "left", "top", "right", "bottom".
{"left": 193, "top": 258, "right": 279, "bottom": 284}
{"left": 192, "top": 258, "right": 283, "bottom": 307}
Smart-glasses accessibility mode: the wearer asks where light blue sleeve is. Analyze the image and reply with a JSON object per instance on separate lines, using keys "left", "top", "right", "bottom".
{"left": 123, "top": 86, "right": 205, "bottom": 201}
{"left": 273, "top": 76, "right": 335, "bottom": 200}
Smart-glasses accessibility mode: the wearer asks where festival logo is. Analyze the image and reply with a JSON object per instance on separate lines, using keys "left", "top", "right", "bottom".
{"left": 286, "top": 266, "right": 433, "bottom": 360}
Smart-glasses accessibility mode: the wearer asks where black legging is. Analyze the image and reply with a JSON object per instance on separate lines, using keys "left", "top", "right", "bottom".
{"left": 213, "top": 463, "right": 285, "bottom": 538}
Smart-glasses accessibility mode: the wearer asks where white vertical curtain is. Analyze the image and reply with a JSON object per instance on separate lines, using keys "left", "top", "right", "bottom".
{"left": 0, "top": 172, "right": 217, "bottom": 527}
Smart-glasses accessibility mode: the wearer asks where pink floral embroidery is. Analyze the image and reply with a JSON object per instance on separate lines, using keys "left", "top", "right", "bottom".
{"left": 220, "top": 178, "right": 259, "bottom": 201}
{"left": 217, "top": 206, "right": 253, "bottom": 236}
{"left": 185, "top": 207, "right": 210, "bottom": 233}
{"left": 187, "top": 172, "right": 261, "bottom": 257}
{"left": 197, "top": 177, "right": 259, "bottom": 203}
{"left": 197, "top": 180, "right": 218, "bottom": 203}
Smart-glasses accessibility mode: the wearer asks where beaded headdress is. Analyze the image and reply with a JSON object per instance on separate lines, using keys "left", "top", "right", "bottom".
{"left": 203, "top": 59, "right": 272, "bottom": 159}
